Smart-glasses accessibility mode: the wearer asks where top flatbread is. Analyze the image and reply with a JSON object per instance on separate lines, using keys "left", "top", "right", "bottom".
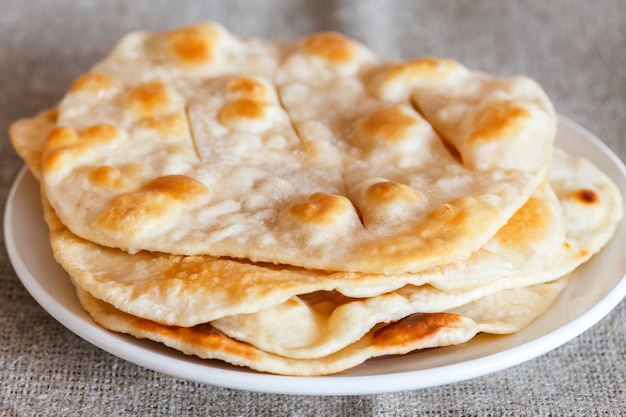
{"left": 11, "top": 109, "right": 571, "bottom": 328}
{"left": 38, "top": 23, "right": 555, "bottom": 273}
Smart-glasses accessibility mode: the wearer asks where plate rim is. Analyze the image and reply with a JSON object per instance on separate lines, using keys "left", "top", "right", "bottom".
{"left": 4, "top": 114, "right": 626, "bottom": 396}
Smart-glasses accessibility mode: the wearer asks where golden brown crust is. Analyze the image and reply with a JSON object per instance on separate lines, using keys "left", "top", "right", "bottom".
{"left": 95, "top": 175, "right": 208, "bottom": 237}
{"left": 303, "top": 32, "right": 359, "bottom": 63}
{"left": 69, "top": 72, "right": 119, "bottom": 96}
{"left": 493, "top": 196, "right": 550, "bottom": 248}
{"left": 124, "top": 82, "right": 173, "bottom": 118}
{"left": 133, "top": 319, "right": 262, "bottom": 362}
{"left": 218, "top": 99, "right": 269, "bottom": 124}
{"left": 164, "top": 23, "right": 220, "bottom": 65}
{"left": 469, "top": 101, "right": 530, "bottom": 144}
{"left": 374, "top": 58, "right": 468, "bottom": 101}
{"left": 42, "top": 124, "right": 121, "bottom": 173}
{"left": 225, "top": 76, "right": 270, "bottom": 100}
{"left": 384, "top": 58, "right": 465, "bottom": 83}
{"left": 89, "top": 166, "right": 128, "bottom": 190}
{"left": 285, "top": 193, "right": 358, "bottom": 226}
{"left": 371, "top": 312, "right": 463, "bottom": 349}
{"left": 359, "top": 106, "right": 421, "bottom": 143}
{"left": 136, "top": 113, "right": 188, "bottom": 135}
{"left": 364, "top": 181, "right": 423, "bottom": 205}
{"left": 572, "top": 189, "right": 599, "bottom": 205}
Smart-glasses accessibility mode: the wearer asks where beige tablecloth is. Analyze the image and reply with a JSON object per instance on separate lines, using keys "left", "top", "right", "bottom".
{"left": 1, "top": 0, "right": 625, "bottom": 415}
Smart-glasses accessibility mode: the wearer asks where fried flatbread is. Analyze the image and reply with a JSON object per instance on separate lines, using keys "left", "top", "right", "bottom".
{"left": 11, "top": 110, "right": 621, "bottom": 332}
{"left": 207, "top": 149, "right": 623, "bottom": 358}
{"left": 74, "top": 275, "right": 570, "bottom": 376}
{"left": 37, "top": 23, "right": 555, "bottom": 274}
{"left": 12, "top": 110, "right": 581, "bottom": 329}
{"left": 7, "top": 23, "right": 622, "bottom": 377}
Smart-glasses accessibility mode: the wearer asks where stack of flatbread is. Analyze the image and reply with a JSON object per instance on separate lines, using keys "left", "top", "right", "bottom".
{"left": 9, "top": 23, "right": 623, "bottom": 376}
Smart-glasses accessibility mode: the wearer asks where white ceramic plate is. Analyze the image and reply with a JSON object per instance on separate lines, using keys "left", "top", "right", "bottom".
{"left": 5, "top": 115, "right": 626, "bottom": 396}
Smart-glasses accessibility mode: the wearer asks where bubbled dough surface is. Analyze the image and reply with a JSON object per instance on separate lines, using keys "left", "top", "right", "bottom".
{"left": 201, "top": 150, "right": 624, "bottom": 359}
{"left": 14, "top": 105, "right": 622, "bottom": 358}
{"left": 41, "top": 23, "right": 557, "bottom": 274}
{"left": 13, "top": 110, "right": 577, "bottom": 331}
